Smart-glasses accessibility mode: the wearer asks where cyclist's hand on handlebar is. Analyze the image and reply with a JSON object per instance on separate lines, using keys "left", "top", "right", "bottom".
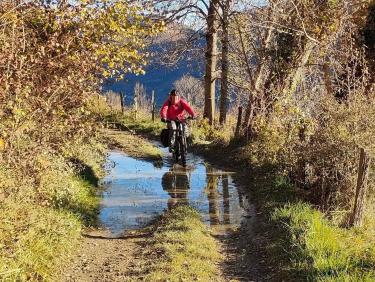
{"left": 161, "top": 118, "right": 167, "bottom": 123}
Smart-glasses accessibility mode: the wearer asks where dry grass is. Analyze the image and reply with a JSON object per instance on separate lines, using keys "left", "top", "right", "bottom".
{"left": 105, "top": 129, "right": 162, "bottom": 163}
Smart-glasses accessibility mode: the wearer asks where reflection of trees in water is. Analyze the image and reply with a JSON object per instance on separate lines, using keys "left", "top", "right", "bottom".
{"left": 135, "top": 215, "right": 152, "bottom": 227}
{"left": 238, "top": 192, "right": 244, "bottom": 209}
{"left": 222, "top": 175, "right": 230, "bottom": 225}
{"left": 162, "top": 170, "right": 190, "bottom": 209}
{"left": 161, "top": 166, "right": 242, "bottom": 228}
{"left": 206, "top": 167, "right": 220, "bottom": 226}
{"left": 205, "top": 170, "right": 235, "bottom": 226}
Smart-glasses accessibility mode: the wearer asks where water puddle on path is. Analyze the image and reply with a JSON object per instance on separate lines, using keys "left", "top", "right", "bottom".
{"left": 99, "top": 149, "right": 252, "bottom": 236}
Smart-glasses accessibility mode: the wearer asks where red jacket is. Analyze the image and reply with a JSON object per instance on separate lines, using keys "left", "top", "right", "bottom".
{"left": 160, "top": 98, "right": 196, "bottom": 121}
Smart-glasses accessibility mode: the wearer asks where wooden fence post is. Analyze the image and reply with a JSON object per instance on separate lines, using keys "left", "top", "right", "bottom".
{"left": 350, "top": 148, "right": 371, "bottom": 227}
{"left": 297, "top": 123, "right": 307, "bottom": 189}
{"left": 235, "top": 106, "right": 243, "bottom": 138}
{"left": 134, "top": 90, "right": 138, "bottom": 120}
{"left": 120, "top": 92, "right": 125, "bottom": 114}
{"left": 151, "top": 90, "right": 155, "bottom": 123}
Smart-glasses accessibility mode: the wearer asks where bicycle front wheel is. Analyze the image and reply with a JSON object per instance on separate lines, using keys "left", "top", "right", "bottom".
{"left": 179, "top": 138, "right": 186, "bottom": 167}
{"left": 174, "top": 141, "right": 180, "bottom": 163}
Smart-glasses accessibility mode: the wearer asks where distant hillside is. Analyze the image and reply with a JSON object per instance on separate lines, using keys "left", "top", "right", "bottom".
{"left": 102, "top": 24, "right": 205, "bottom": 106}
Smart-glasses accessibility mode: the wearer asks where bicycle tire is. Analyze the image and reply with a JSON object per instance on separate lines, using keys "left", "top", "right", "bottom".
{"left": 174, "top": 141, "right": 180, "bottom": 163}
{"left": 181, "top": 149, "right": 186, "bottom": 167}
{"left": 180, "top": 138, "right": 187, "bottom": 167}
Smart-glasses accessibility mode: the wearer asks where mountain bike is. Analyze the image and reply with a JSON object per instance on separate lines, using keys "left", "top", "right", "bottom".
{"left": 166, "top": 117, "right": 193, "bottom": 167}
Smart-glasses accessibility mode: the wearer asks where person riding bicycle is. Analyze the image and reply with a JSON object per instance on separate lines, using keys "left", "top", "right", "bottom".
{"left": 160, "top": 89, "right": 196, "bottom": 153}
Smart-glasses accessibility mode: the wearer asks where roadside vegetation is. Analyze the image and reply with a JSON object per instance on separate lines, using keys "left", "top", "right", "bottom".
{"left": 273, "top": 202, "right": 375, "bottom": 281}
{"left": 0, "top": 1, "right": 162, "bottom": 280}
{"left": 0, "top": 137, "right": 105, "bottom": 280}
{"left": 246, "top": 172, "right": 375, "bottom": 281}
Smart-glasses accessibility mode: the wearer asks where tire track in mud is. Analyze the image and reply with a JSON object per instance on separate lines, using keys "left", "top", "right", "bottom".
{"left": 64, "top": 230, "right": 150, "bottom": 282}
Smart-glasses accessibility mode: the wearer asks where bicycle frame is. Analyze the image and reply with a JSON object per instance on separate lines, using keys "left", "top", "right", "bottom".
{"left": 173, "top": 120, "right": 187, "bottom": 150}
{"left": 167, "top": 119, "right": 188, "bottom": 166}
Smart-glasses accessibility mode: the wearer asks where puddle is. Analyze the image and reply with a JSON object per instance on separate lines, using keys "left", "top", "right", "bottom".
{"left": 99, "top": 148, "right": 252, "bottom": 236}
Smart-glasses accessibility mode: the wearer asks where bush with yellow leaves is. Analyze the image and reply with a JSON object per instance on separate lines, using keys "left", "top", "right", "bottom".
{"left": 0, "top": 1, "right": 163, "bottom": 279}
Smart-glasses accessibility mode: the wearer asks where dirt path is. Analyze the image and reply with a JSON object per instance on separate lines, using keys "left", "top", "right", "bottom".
{"left": 63, "top": 130, "right": 277, "bottom": 281}
{"left": 64, "top": 229, "right": 150, "bottom": 282}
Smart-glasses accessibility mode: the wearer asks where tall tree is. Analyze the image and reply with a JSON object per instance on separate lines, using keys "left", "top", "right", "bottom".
{"left": 219, "top": 0, "right": 231, "bottom": 124}
{"left": 204, "top": 0, "right": 220, "bottom": 125}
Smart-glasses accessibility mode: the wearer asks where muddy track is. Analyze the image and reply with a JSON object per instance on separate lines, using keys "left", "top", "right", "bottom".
{"left": 64, "top": 230, "right": 150, "bottom": 282}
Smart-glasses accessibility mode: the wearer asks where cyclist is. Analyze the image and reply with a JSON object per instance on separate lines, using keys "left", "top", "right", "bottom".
{"left": 160, "top": 89, "right": 197, "bottom": 152}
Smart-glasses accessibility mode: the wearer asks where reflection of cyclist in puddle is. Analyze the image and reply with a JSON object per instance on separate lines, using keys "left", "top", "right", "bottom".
{"left": 161, "top": 170, "right": 190, "bottom": 209}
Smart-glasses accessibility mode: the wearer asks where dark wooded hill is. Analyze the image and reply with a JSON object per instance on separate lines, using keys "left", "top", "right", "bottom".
{"left": 102, "top": 24, "right": 204, "bottom": 106}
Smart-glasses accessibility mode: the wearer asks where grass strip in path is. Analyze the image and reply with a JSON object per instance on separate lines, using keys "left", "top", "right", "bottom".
{"left": 145, "top": 206, "right": 224, "bottom": 282}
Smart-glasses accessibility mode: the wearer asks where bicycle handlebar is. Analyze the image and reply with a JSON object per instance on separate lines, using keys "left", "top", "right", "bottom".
{"left": 162, "top": 116, "right": 196, "bottom": 123}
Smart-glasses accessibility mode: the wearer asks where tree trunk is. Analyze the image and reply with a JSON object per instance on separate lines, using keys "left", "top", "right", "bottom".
{"left": 349, "top": 148, "right": 371, "bottom": 227}
{"left": 235, "top": 106, "right": 243, "bottom": 138}
{"left": 282, "top": 41, "right": 316, "bottom": 97}
{"left": 134, "top": 89, "right": 138, "bottom": 120}
{"left": 151, "top": 90, "right": 155, "bottom": 122}
{"left": 204, "top": 0, "right": 219, "bottom": 125}
{"left": 232, "top": 17, "right": 256, "bottom": 137}
{"left": 322, "top": 63, "right": 333, "bottom": 96}
{"left": 242, "top": 27, "right": 274, "bottom": 133}
{"left": 219, "top": 0, "right": 230, "bottom": 125}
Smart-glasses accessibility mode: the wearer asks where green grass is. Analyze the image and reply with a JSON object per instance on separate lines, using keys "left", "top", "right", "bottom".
{"left": 146, "top": 206, "right": 223, "bottom": 282}
{"left": 272, "top": 202, "right": 375, "bottom": 281}
{"left": 249, "top": 174, "right": 375, "bottom": 282}
{"left": 0, "top": 201, "right": 82, "bottom": 281}
{"left": 0, "top": 176, "right": 100, "bottom": 281}
{"left": 0, "top": 140, "right": 105, "bottom": 281}
{"left": 107, "top": 112, "right": 164, "bottom": 138}
{"left": 106, "top": 111, "right": 234, "bottom": 146}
